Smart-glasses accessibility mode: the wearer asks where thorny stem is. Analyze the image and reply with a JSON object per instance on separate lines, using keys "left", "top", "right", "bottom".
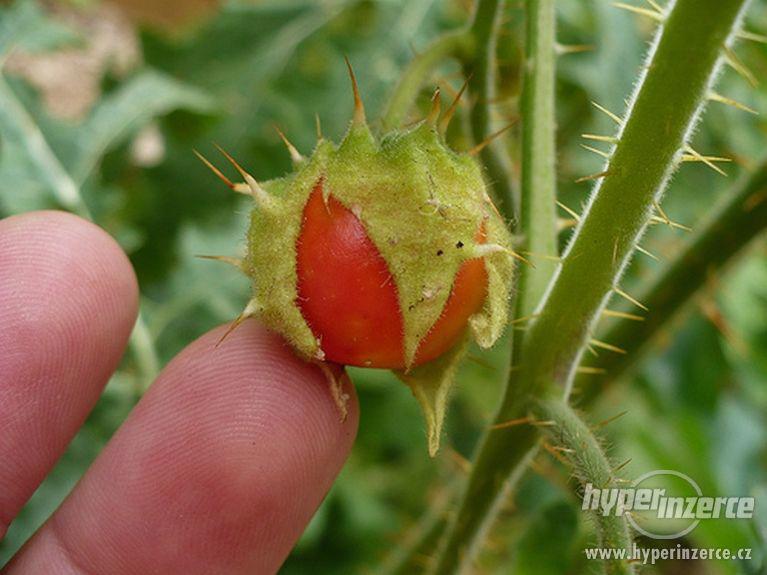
{"left": 516, "top": 0, "right": 749, "bottom": 397}
{"left": 431, "top": 0, "right": 751, "bottom": 572}
{"left": 516, "top": 0, "right": 558, "bottom": 319}
{"left": 462, "top": 0, "right": 516, "bottom": 222}
{"left": 533, "top": 397, "right": 635, "bottom": 575}
{"left": 575, "top": 157, "right": 767, "bottom": 405}
{"left": 431, "top": 419, "right": 537, "bottom": 574}
{"left": 381, "top": 32, "right": 473, "bottom": 132}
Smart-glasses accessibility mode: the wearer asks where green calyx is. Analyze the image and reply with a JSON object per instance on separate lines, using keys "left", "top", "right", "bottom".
{"left": 234, "top": 113, "right": 514, "bottom": 454}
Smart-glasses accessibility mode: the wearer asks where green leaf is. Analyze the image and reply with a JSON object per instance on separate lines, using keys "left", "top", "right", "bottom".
{"left": 0, "top": 75, "right": 90, "bottom": 217}
{"left": 72, "top": 70, "right": 214, "bottom": 183}
{"left": 0, "top": 0, "right": 80, "bottom": 56}
{"left": 0, "top": 68, "right": 213, "bottom": 218}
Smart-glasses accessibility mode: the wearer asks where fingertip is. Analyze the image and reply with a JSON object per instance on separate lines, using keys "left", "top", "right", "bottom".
{"left": 158, "top": 320, "right": 359, "bottom": 465}
{"left": 0, "top": 210, "right": 139, "bottom": 531}
{"left": 11, "top": 321, "right": 358, "bottom": 575}
{"left": 0, "top": 210, "right": 139, "bottom": 317}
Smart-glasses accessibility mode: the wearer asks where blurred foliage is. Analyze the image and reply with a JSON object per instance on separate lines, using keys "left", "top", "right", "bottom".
{"left": 1, "top": 0, "right": 766, "bottom": 573}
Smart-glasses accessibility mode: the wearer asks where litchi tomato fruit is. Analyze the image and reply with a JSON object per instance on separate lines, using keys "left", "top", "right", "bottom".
{"left": 196, "top": 66, "right": 514, "bottom": 455}
{"left": 296, "top": 180, "right": 488, "bottom": 369}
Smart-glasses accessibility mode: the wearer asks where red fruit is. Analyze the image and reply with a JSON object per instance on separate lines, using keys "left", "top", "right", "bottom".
{"left": 296, "top": 180, "right": 488, "bottom": 369}
{"left": 414, "top": 225, "right": 488, "bottom": 366}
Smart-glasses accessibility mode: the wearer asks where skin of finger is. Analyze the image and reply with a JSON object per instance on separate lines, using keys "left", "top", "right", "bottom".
{"left": 4, "top": 321, "right": 359, "bottom": 575}
{"left": 0, "top": 211, "right": 139, "bottom": 539}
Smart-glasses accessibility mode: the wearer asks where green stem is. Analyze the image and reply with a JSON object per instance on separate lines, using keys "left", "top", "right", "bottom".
{"left": 428, "top": 4, "right": 556, "bottom": 571}
{"left": 516, "top": 0, "right": 558, "bottom": 318}
{"left": 431, "top": 420, "right": 538, "bottom": 574}
{"left": 381, "top": 32, "right": 472, "bottom": 132}
{"left": 533, "top": 397, "right": 634, "bottom": 575}
{"left": 431, "top": 1, "right": 750, "bottom": 572}
{"left": 462, "top": 0, "right": 516, "bottom": 221}
{"left": 518, "top": 0, "right": 748, "bottom": 397}
{"left": 575, "top": 157, "right": 767, "bottom": 404}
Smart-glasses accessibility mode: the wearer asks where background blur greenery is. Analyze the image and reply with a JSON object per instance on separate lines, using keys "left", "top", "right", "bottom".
{"left": 1, "top": 0, "right": 766, "bottom": 573}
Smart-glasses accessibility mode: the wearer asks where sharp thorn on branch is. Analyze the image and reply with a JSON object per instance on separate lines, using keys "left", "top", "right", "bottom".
{"left": 595, "top": 410, "right": 629, "bottom": 428}
{"left": 737, "top": 30, "right": 767, "bottom": 44}
{"left": 723, "top": 46, "right": 759, "bottom": 87}
{"left": 216, "top": 298, "right": 260, "bottom": 347}
{"left": 590, "top": 338, "right": 628, "bottom": 354}
{"left": 582, "top": 133, "right": 619, "bottom": 143}
{"left": 575, "top": 169, "right": 613, "bottom": 183}
{"left": 635, "top": 244, "right": 660, "bottom": 261}
{"left": 708, "top": 91, "right": 758, "bottom": 115}
{"left": 214, "top": 144, "right": 272, "bottom": 206}
{"left": 193, "top": 149, "right": 236, "bottom": 190}
{"left": 613, "top": 286, "right": 649, "bottom": 311}
{"left": 439, "top": 74, "right": 471, "bottom": 135}
{"left": 467, "top": 120, "right": 517, "bottom": 156}
{"left": 556, "top": 200, "right": 581, "bottom": 221}
{"left": 195, "top": 254, "right": 245, "bottom": 271}
{"left": 602, "top": 309, "right": 645, "bottom": 321}
{"left": 612, "top": 2, "right": 664, "bottom": 22}
{"left": 591, "top": 101, "right": 623, "bottom": 125}
{"left": 581, "top": 143, "right": 611, "bottom": 159}
{"left": 555, "top": 43, "right": 595, "bottom": 56}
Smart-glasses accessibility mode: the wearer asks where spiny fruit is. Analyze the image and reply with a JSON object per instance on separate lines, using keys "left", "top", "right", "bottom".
{"left": 197, "top": 63, "right": 515, "bottom": 455}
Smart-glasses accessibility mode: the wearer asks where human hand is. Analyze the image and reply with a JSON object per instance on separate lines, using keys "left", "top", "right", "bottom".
{"left": 0, "top": 211, "right": 358, "bottom": 574}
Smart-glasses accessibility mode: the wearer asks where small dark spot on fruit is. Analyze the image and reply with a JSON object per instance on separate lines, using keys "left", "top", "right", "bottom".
{"left": 456, "top": 241, "right": 464, "bottom": 249}
{"left": 436, "top": 249, "right": 444, "bottom": 256}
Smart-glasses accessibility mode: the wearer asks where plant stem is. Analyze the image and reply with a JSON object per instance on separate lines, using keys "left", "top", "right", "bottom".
{"left": 575, "top": 158, "right": 767, "bottom": 404}
{"left": 381, "top": 32, "right": 472, "bottom": 132}
{"left": 431, "top": 1, "right": 750, "bottom": 572}
{"left": 462, "top": 0, "right": 516, "bottom": 221}
{"left": 516, "top": 0, "right": 558, "bottom": 318}
{"left": 431, "top": 419, "right": 538, "bottom": 574}
{"left": 518, "top": 0, "right": 749, "bottom": 397}
{"left": 429, "top": 4, "right": 557, "bottom": 569}
{"left": 533, "top": 397, "right": 634, "bottom": 575}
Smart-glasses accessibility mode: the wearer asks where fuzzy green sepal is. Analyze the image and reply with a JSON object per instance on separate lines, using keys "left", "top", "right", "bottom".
{"left": 241, "top": 118, "right": 514, "bottom": 455}
{"left": 244, "top": 140, "right": 335, "bottom": 360}
{"left": 326, "top": 121, "right": 511, "bottom": 366}
{"left": 246, "top": 119, "right": 513, "bottom": 368}
{"left": 396, "top": 333, "right": 470, "bottom": 456}
{"left": 470, "top": 205, "right": 514, "bottom": 347}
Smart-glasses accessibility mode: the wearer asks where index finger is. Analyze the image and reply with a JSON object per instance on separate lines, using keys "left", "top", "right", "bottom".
{"left": 4, "top": 321, "right": 358, "bottom": 574}
{"left": 0, "top": 211, "right": 138, "bottom": 539}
